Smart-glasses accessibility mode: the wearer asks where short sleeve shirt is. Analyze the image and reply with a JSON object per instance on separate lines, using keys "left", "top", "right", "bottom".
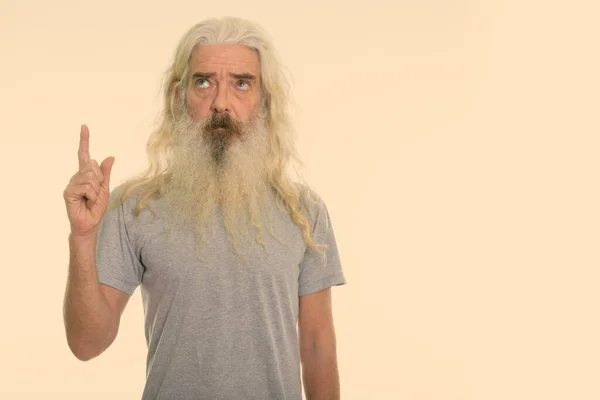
{"left": 95, "top": 185, "right": 347, "bottom": 400}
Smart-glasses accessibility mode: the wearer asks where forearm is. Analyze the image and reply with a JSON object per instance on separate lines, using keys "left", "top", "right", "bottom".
{"left": 63, "top": 232, "right": 115, "bottom": 360}
{"left": 300, "top": 338, "right": 341, "bottom": 400}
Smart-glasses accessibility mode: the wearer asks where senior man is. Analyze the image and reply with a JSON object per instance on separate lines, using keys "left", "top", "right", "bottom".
{"left": 63, "top": 16, "right": 347, "bottom": 400}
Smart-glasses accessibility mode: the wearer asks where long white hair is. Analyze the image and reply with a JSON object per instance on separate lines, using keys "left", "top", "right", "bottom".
{"left": 109, "top": 16, "right": 327, "bottom": 262}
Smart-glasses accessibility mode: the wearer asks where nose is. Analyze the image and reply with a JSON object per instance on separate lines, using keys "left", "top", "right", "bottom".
{"left": 210, "top": 83, "right": 230, "bottom": 114}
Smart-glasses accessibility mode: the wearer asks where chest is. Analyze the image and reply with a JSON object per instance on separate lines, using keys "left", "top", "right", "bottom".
{"left": 131, "top": 209, "right": 307, "bottom": 301}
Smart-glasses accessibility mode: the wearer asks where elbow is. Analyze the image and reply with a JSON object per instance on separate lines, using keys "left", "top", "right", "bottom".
{"left": 66, "top": 331, "right": 115, "bottom": 362}
{"left": 68, "top": 341, "right": 101, "bottom": 362}
{"left": 73, "top": 350, "right": 97, "bottom": 362}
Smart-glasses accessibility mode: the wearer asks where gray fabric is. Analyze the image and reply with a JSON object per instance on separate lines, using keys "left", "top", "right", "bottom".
{"left": 95, "top": 185, "right": 347, "bottom": 399}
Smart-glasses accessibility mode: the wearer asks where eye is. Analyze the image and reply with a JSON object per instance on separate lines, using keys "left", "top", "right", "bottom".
{"left": 195, "top": 79, "right": 210, "bottom": 88}
{"left": 237, "top": 80, "right": 250, "bottom": 90}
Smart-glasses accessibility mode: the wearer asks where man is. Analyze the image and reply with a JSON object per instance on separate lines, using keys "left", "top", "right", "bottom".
{"left": 62, "top": 16, "right": 347, "bottom": 400}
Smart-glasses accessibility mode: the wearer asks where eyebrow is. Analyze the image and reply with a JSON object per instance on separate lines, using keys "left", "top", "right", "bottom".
{"left": 191, "top": 72, "right": 257, "bottom": 80}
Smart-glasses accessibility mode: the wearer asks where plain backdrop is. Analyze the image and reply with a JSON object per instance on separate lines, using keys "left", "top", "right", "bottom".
{"left": 1, "top": 1, "right": 599, "bottom": 399}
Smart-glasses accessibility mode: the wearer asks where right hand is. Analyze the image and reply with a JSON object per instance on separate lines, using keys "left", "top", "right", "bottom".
{"left": 63, "top": 125, "right": 115, "bottom": 238}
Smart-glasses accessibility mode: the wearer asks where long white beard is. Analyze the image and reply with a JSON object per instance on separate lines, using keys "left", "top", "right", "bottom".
{"left": 160, "top": 108, "right": 274, "bottom": 256}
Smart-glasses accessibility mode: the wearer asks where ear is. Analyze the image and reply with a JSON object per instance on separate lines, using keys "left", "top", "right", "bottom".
{"left": 261, "top": 90, "right": 270, "bottom": 110}
{"left": 174, "top": 81, "right": 186, "bottom": 102}
{"left": 169, "top": 81, "right": 187, "bottom": 118}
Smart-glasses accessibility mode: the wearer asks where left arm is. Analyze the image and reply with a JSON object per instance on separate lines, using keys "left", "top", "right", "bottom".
{"left": 299, "top": 287, "right": 341, "bottom": 400}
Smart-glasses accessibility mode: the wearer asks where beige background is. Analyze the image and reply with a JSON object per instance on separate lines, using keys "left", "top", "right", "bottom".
{"left": 1, "top": 0, "right": 599, "bottom": 399}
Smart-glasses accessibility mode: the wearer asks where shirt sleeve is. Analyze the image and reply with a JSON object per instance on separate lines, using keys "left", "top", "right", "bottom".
{"left": 95, "top": 191, "right": 144, "bottom": 295}
{"left": 298, "top": 195, "right": 347, "bottom": 296}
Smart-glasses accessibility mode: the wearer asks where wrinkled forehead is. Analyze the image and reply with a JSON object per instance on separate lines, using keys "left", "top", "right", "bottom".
{"left": 189, "top": 44, "right": 261, "bottom": 78}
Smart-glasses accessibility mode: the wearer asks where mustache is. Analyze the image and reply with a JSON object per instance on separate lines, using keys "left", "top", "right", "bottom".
{"left": 205, "top": 113, "right": 243, "bottom": 134}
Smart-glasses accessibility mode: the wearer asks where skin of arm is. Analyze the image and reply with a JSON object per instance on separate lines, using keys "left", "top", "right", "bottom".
{"left": 63, "top": 231, "right": 129, "bottom": 361}
{"left": 299, "top": 287, "right": 341, "bottom": 400}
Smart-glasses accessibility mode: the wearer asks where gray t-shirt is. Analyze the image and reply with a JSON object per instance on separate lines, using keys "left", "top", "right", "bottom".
{"left": 95, "top": 185, "right": 347, "bottom": 399}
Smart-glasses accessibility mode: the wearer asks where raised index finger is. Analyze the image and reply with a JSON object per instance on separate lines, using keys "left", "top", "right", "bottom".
{"left": 78, "top": 124, "right": 90, "bottom": 169}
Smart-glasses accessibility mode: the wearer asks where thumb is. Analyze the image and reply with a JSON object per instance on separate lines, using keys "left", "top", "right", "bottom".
{"left": 100, "top": 156, "right": 115, "bottom": 189}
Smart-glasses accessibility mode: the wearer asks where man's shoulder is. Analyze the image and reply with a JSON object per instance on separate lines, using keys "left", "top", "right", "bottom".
{"left": 105, "top": 182, "right": 155, "bottom": 220}
{"left": 293, "top": 182, "right": 329, "bottom": 225}
{"left": 107, "top": 183, "right": 138, "bottom": 210}
{"left": 294, "top": 182, "right": 323, "bottom": 205}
